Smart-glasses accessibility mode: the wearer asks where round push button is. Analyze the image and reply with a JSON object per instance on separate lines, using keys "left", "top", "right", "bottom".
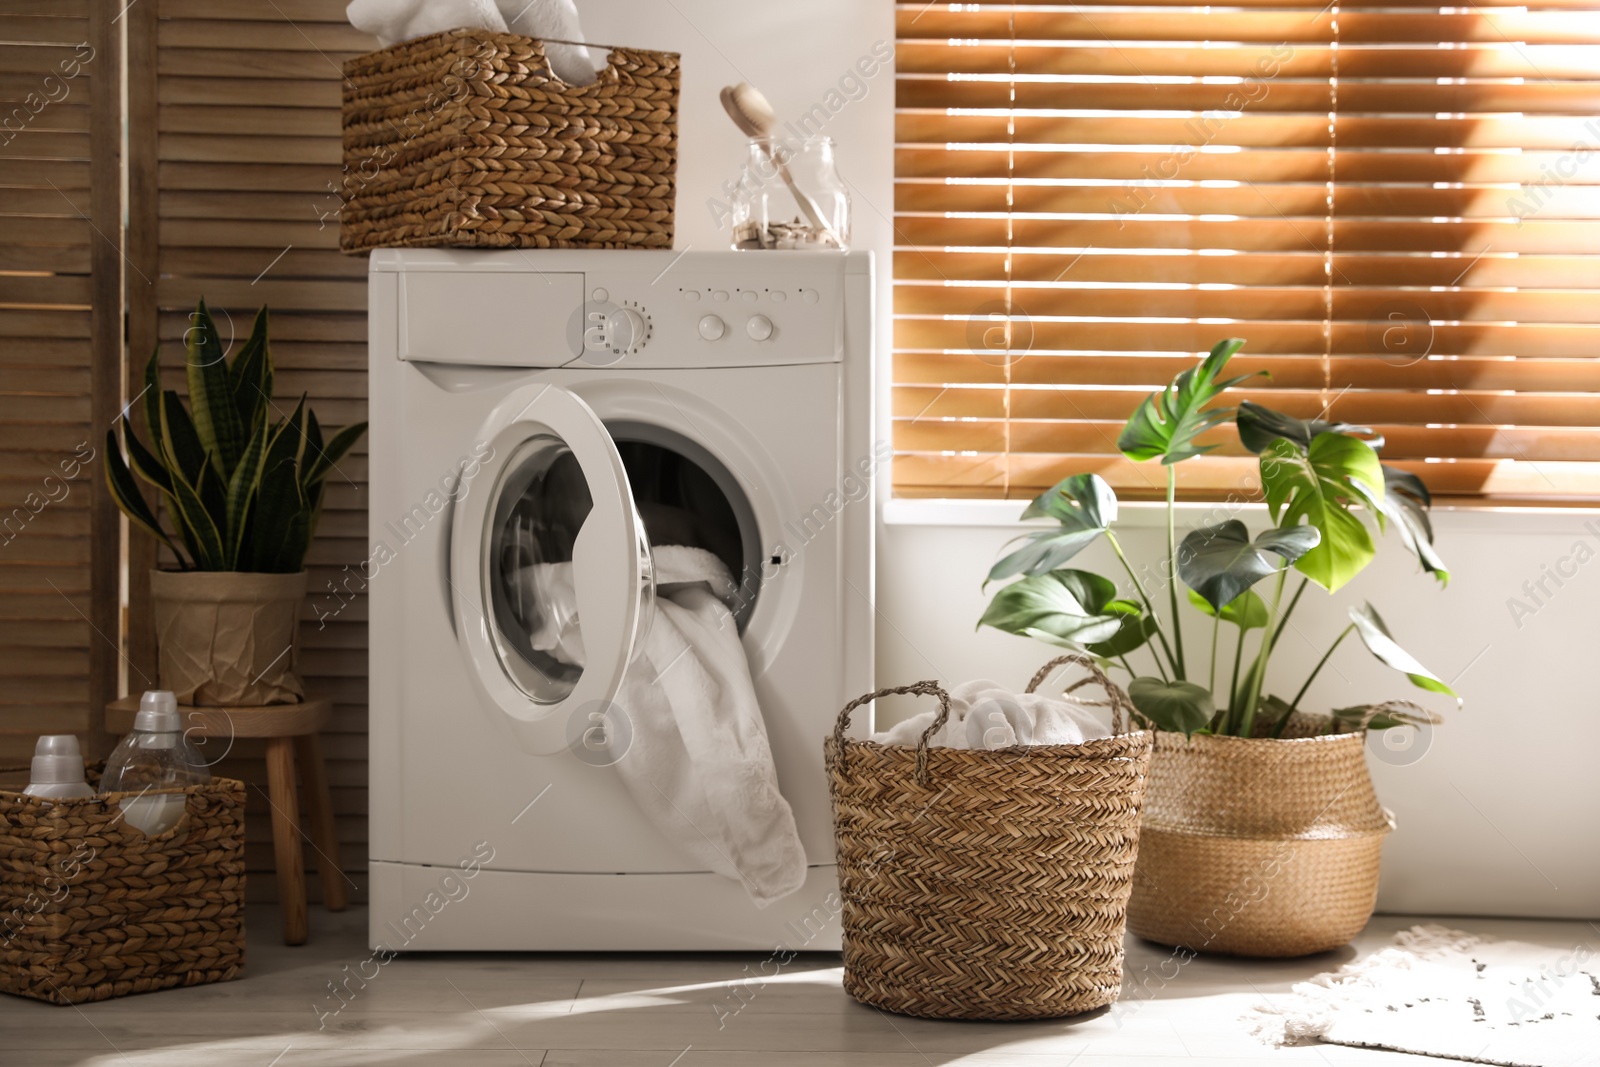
{"left": 801, "top": 288, "right": 819, "bottom": 304}
{"left": 698, "top": 315, "right": 727, "bottom": 341}
{"left": 746, "top": 315, "right": 774, "bottom": 341}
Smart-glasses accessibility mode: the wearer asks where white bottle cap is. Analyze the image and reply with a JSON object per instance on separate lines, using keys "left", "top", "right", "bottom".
{"left": 133, "top": 690, "right": 181, "bottom": 733}
{"left": 31, "top": 734, "right": 86, "bottom": 785}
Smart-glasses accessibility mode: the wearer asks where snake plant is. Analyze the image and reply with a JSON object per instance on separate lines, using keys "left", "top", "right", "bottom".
{"left": 104, "top": 301, "right": 366, "bottom": 573}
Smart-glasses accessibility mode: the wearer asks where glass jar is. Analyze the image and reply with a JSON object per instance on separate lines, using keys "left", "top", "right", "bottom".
{"left": 730, "top": 136, "right": 850, "bottom": 251}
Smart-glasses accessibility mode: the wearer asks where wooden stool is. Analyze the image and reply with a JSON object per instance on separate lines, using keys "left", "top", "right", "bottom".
{"left": 106, "top": 696, "right": 346, "bottom": 946}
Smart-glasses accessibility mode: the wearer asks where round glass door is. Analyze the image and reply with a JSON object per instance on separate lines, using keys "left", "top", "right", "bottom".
{"left": 452, "top": 383, "right": 651, "bottom": 754}
{"left": 485, "top": 437, "right": 597, "bottom": 704}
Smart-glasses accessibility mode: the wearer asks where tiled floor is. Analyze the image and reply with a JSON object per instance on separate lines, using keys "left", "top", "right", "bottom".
{"left": 2, "top": 909, "right": 1592, "bottom": 1065}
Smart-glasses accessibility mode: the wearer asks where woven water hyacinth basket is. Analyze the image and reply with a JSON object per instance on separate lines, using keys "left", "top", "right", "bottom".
{"left": 824, "top": 654, "right": 1152, "bottom": 1020}
{"left": 1125, "top": 721, "right": 1395, "bottom": 958}
{"left": 340, "top": 29, "right": 679, "bottom": 252}
{"left": 0, "top": 773, "right": 246, "bottom": 1004}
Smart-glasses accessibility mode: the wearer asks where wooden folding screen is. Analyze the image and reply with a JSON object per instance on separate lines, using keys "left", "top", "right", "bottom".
{"left": 0, "top": 1, "right": 120, "bottom": 764}
{"left": 126, "top": 0, "right": 376, "bottom": 901}
{"left": 895, "top": 1, "right": 1600, "bottom": 502}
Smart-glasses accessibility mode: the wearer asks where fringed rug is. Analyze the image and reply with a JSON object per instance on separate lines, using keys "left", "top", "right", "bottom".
{"left": 1246, "top": 924, "right": 1600, "bottom": 1066}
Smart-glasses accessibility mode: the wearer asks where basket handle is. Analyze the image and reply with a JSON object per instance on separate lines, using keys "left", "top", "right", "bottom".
{"left": 833, "top": 680, "right": 952, "bottom": 788}
{"left": 519, "top": 37, "right": 632, "bottom": 90}
{"left": 1024, "top": 653, "right": 1135, "bottom": 735}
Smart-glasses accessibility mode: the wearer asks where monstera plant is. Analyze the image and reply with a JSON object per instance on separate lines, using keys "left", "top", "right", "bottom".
{"left": 977, "top": 337, "right": 1456, "bottom": 738}
{"left": 978, "top": 337, "right": 1459, "bottom": 959}
{"left": 104, "top": 301, "right": 366, "bottom": 706}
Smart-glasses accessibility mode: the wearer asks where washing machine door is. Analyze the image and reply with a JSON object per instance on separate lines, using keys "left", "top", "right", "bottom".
{"left": 451, "top": 382, "right": 652, "bottom": 756}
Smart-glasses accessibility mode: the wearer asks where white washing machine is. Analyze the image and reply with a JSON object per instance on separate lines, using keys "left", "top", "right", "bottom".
{"left": 365, "top": 248, "right": 874, "bottom": 951}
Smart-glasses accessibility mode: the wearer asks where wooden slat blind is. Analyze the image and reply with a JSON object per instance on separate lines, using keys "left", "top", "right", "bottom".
{"left": 894, "top": 0, "right": 1600, "bottom": 501}
{"left": 0, "top": 1, "right": 118, "bottom": 764}
{"left": 127, "top": 0, "right": 375, "bottom": 902}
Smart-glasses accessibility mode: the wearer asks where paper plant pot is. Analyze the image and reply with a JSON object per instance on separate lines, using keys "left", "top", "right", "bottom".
{"left": 149, "top": 569, "right": 308, "bottom": 706}
{"left": 1125, "top": 730, "right": 1393, "bottom": 958}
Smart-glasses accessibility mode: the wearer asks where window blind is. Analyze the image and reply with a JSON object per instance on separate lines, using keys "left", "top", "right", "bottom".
{"left": 893, "top": 0, "right": 1600, "bottom": 502}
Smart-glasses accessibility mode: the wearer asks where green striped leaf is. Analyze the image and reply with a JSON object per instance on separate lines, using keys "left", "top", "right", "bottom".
{"left": 104, "top": 430, "right": 184, "bottom": 565}
{"left": 302, "top": 420, "right": 366, "bottom": 490}
{"left": 229, "top": 304, "right": 272, "bottom": 434}
{"left": 165, "top": 453, "right": 225, "bottom": 570}
{"left": 224, "top": 419, "right": 269, "bottom": 568}
{"left": 121, "top": 416, "right": 171, "bottom": 494}
{"left": 185, "top": 299, "right": 247, "bottom": 477}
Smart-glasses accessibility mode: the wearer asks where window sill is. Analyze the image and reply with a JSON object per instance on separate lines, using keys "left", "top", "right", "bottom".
{"left": 882, "top": 497, "right": 1600, "bottom": 535}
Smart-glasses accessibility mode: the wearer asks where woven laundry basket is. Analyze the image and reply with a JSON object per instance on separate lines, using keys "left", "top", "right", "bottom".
{"left": 825, "top": 654, "right": 1152, "bottom": 1020}
{"left": 340, "top": 28, "right": 679, "bottom": 252}
{"left": 1125, "top": 718, "right": 1396, "bottom": 958}
{"left": 0, "top": 772, "right": 246, "bottom": 1004}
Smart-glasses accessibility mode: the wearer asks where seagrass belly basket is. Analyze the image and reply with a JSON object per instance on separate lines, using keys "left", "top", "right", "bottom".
{"left": 1125, "top": 724, "right": 1395, "bottom": 958}
{"left": 824, "top": 655, "right": 1152, "bottom": 1020}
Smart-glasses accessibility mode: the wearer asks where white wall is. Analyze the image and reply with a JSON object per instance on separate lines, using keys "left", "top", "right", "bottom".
{"left": 586, "top": 0, "right": 1599, "bottom": 920}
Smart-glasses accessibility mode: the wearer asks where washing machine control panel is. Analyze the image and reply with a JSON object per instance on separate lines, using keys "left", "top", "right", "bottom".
{"left": 388, "top": 251, "right": 853, "bottom": 369}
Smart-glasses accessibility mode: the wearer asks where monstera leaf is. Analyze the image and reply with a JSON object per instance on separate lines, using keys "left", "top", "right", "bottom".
{"left": 987, "top": 474, "right": 1116, "bottom": 584}
{"left": 1259, "top": 432, "right": 1385, "bottom": 592}
{"left": 1128, "top": 677, "right": 1215, "bottom": 736}
{"left": 979, "top": 569, "right": 1148, "bottom": 651}
{"left": 1085, "top": 601, "right": 1159, "bottom": 658}
{"left": 1187, "top": 587, "right": 1269, "bottom": 629}
{"left": 1236, "top": 400, "right": 1383, "bottom": 454}
{"left": 1349, "top": 603, "right": 1459, "bottom": 700}
{"left": 1178, "top": 519, "right": 1321, "bottom": 611}
{"left": 1118, "top": 337, "right": 1261, "bottom": 464}
{"left": 1376, "top": 465, "right": 1449, "bottom": 585}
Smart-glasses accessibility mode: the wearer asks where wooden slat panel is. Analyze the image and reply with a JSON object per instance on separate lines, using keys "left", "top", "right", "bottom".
{"left": 157, "top": 19, "right": 374, "bottom": 52}
{"left": 0, "top": 16, "right": 91, "bottom": 46}
{"left": 898, "top": 146, "right": 1600, "bottom": 184}
{"left": 0, "top": 0, "right": 116, "bottom": 783}
{"left": 897, "top": 182, "right": 1600, "bottom": 221}
{"left": 896, "top": 318, "right": 1600, "bottom": 358}
{"left": 895, "top": 284, "right": 1600, "bottom": 325}
{"left": 894, "top": 42, "right": 1600, "bottom": 80}
{"left": 158, "top": 76, "right": 342, "bottom": 108}
{"left": 896, "top": 250, "right": 1600, "bottom": 289}
{"left": 126, "top": 0, "right": 379, "bottom": 905}
{"left": 895, "top": 215, "right": 1600, "bottom": 255}
{"left": 897, "top": 76, "right": 1600, "bottom": 115}
{"left": 158, "top": 104, "right": 341, "bottom": 136}
{"left": 897, "top": 351, "right": 1600, "bottom": 394}
{"left": 900, "top": 112, "right": 1600, "bottom": 151}
{"left": 902, "top": 8, "right": 1600, "bottom": 45}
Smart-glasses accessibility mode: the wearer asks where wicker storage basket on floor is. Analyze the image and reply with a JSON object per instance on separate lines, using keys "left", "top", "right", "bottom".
{"left": 825, "top": 655, "right": 1152, "bottom": 1020}
{"left": 340, "top": 29, "right": 679, "bottom": 252}
{"left": 0, "top": 775, "right": 246, "bottom": 1004}
{"left": 1125, "top": 727, "right": 1393, "bottom": 958}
